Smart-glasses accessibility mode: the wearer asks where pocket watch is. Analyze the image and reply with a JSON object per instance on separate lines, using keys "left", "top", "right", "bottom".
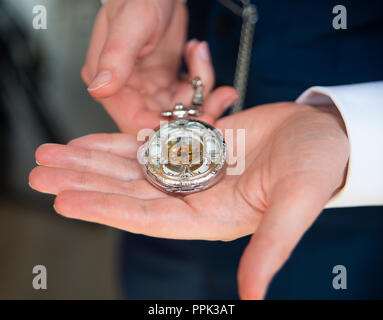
{"left": 139, "top": 77, "right": 227, "bottom": 194}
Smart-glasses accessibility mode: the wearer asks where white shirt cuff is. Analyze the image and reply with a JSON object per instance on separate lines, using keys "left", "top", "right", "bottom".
{"left": 296, "top": 81, "right": 383, "bottom": 208}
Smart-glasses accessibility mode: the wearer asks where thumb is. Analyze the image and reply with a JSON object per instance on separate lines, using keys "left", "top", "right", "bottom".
{"left": 87, "top": 0, "right": 163, "bottom": 98}
{"left": 237, "top": 178, "right": 333, "bottom": 300}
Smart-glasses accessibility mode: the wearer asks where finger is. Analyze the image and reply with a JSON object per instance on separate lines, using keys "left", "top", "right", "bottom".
{"left": 81, "top": 9, "right": 109, "bottom": 85}
{"left": 29, "top": 166, "right": 165, "bottom": 199}
{"left": 35, "top": 143, "right": 142, "bottom": 181}
{"left": 184, "top": 39, "right": 198, "bottom": 58}
{"left": 54, "top": 190, "right": 208, "bottom": 239}
{"left": 199, "top": 86, "right": 238, "bottom": 125}
{"left": 138, "top": 0, "right": 188, "bottom": 78}
{"left": 186, "top": 41, "right": 215, "bottom": 94}
{"left": 87, "top": 1, "right": 159, "bottom": 98}
{"left": 171, "top": 40, "right": 214, "bottom": 106}
{"left": 237, "top": 178, "right": 334, "bottom": 300}
{"left": 69, "top": 133, "right": 140, "bottom": 159}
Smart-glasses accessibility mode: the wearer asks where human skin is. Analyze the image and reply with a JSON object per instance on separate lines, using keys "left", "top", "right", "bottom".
{"left": 30, "top": 0, "right": 351, "bottom": 300}
{"left": 29, "top": 102, "right": 350, "bottom": 299}
{"left": 31, "top": 0, "right": 351, "bottom": 300}
{"left": 82, "top": 0, "right": 238, "bottom": 133}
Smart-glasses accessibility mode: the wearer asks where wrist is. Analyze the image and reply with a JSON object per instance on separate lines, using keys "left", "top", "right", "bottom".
{"left": 314, "top": 104, "right": 348, "bottom": 137}
{"left": 283, "top": 102, "right": 348, "bottom": 138}
{"left": 294, "top": 103, "right": 350, "bottom": 195}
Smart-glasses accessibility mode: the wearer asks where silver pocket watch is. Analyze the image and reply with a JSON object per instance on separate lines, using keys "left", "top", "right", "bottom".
{"left": 139, "top": 77, "right": 227, "bottom": 194}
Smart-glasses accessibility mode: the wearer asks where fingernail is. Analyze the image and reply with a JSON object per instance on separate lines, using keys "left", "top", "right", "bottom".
{"left": 187, "top": 38, "right": 197, "bottom": 49}
{"left": 186, "top": 39, "right": 198, "bottom": 54}
{"left": 87, "top": 71, "right": 112, "bottom": 91}
{"left": 199, "top": 41, "right": 210, "bottom": 61}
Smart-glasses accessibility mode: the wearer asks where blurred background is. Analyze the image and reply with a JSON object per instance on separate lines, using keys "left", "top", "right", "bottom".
{"left": 0, "top": 0, "right": 121, "bottom": 299}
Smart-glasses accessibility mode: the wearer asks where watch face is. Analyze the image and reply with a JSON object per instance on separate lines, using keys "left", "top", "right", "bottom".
{"left": 139, "top": 119, "right": 226, "bottom": 194}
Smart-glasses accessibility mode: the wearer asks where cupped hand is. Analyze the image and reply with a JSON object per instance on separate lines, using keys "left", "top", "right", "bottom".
{"left": 83, "top": 0, "right": 237, "bottom": 133}
{"left": 29, "top": 102, "right": 349, "bottom": 299}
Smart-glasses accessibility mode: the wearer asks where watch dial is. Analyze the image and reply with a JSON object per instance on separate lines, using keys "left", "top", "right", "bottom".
{"left": 141, "top": 119, "right": 226, "bottom": 193}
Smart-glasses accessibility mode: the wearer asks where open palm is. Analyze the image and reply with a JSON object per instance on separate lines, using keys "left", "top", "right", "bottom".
{"left": 29, "top": 102, "right": 349, "bottom": 298}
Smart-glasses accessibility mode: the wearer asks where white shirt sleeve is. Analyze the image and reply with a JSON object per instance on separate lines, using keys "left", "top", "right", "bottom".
{"left": 296, "top": 81, "right": 383, "bottom": 208}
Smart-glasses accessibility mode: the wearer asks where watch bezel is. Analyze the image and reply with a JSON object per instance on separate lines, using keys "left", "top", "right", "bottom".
{"left": 139, "top": 119, "right": 226, "bottom": 194}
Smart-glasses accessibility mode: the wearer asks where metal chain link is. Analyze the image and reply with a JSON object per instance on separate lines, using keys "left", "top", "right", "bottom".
{"left": 161, "top": 77, "right": 205, "bottom": 119}
{"left": 217, "top": 0, "right": 258, "bottom": 113}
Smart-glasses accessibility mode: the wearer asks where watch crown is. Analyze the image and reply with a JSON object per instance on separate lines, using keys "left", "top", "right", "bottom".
{"left": 174, "top": 103, "right": 185, "bottom": 110}
{"left": 161, "top": 103, "right": 201, "bottom": 119}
